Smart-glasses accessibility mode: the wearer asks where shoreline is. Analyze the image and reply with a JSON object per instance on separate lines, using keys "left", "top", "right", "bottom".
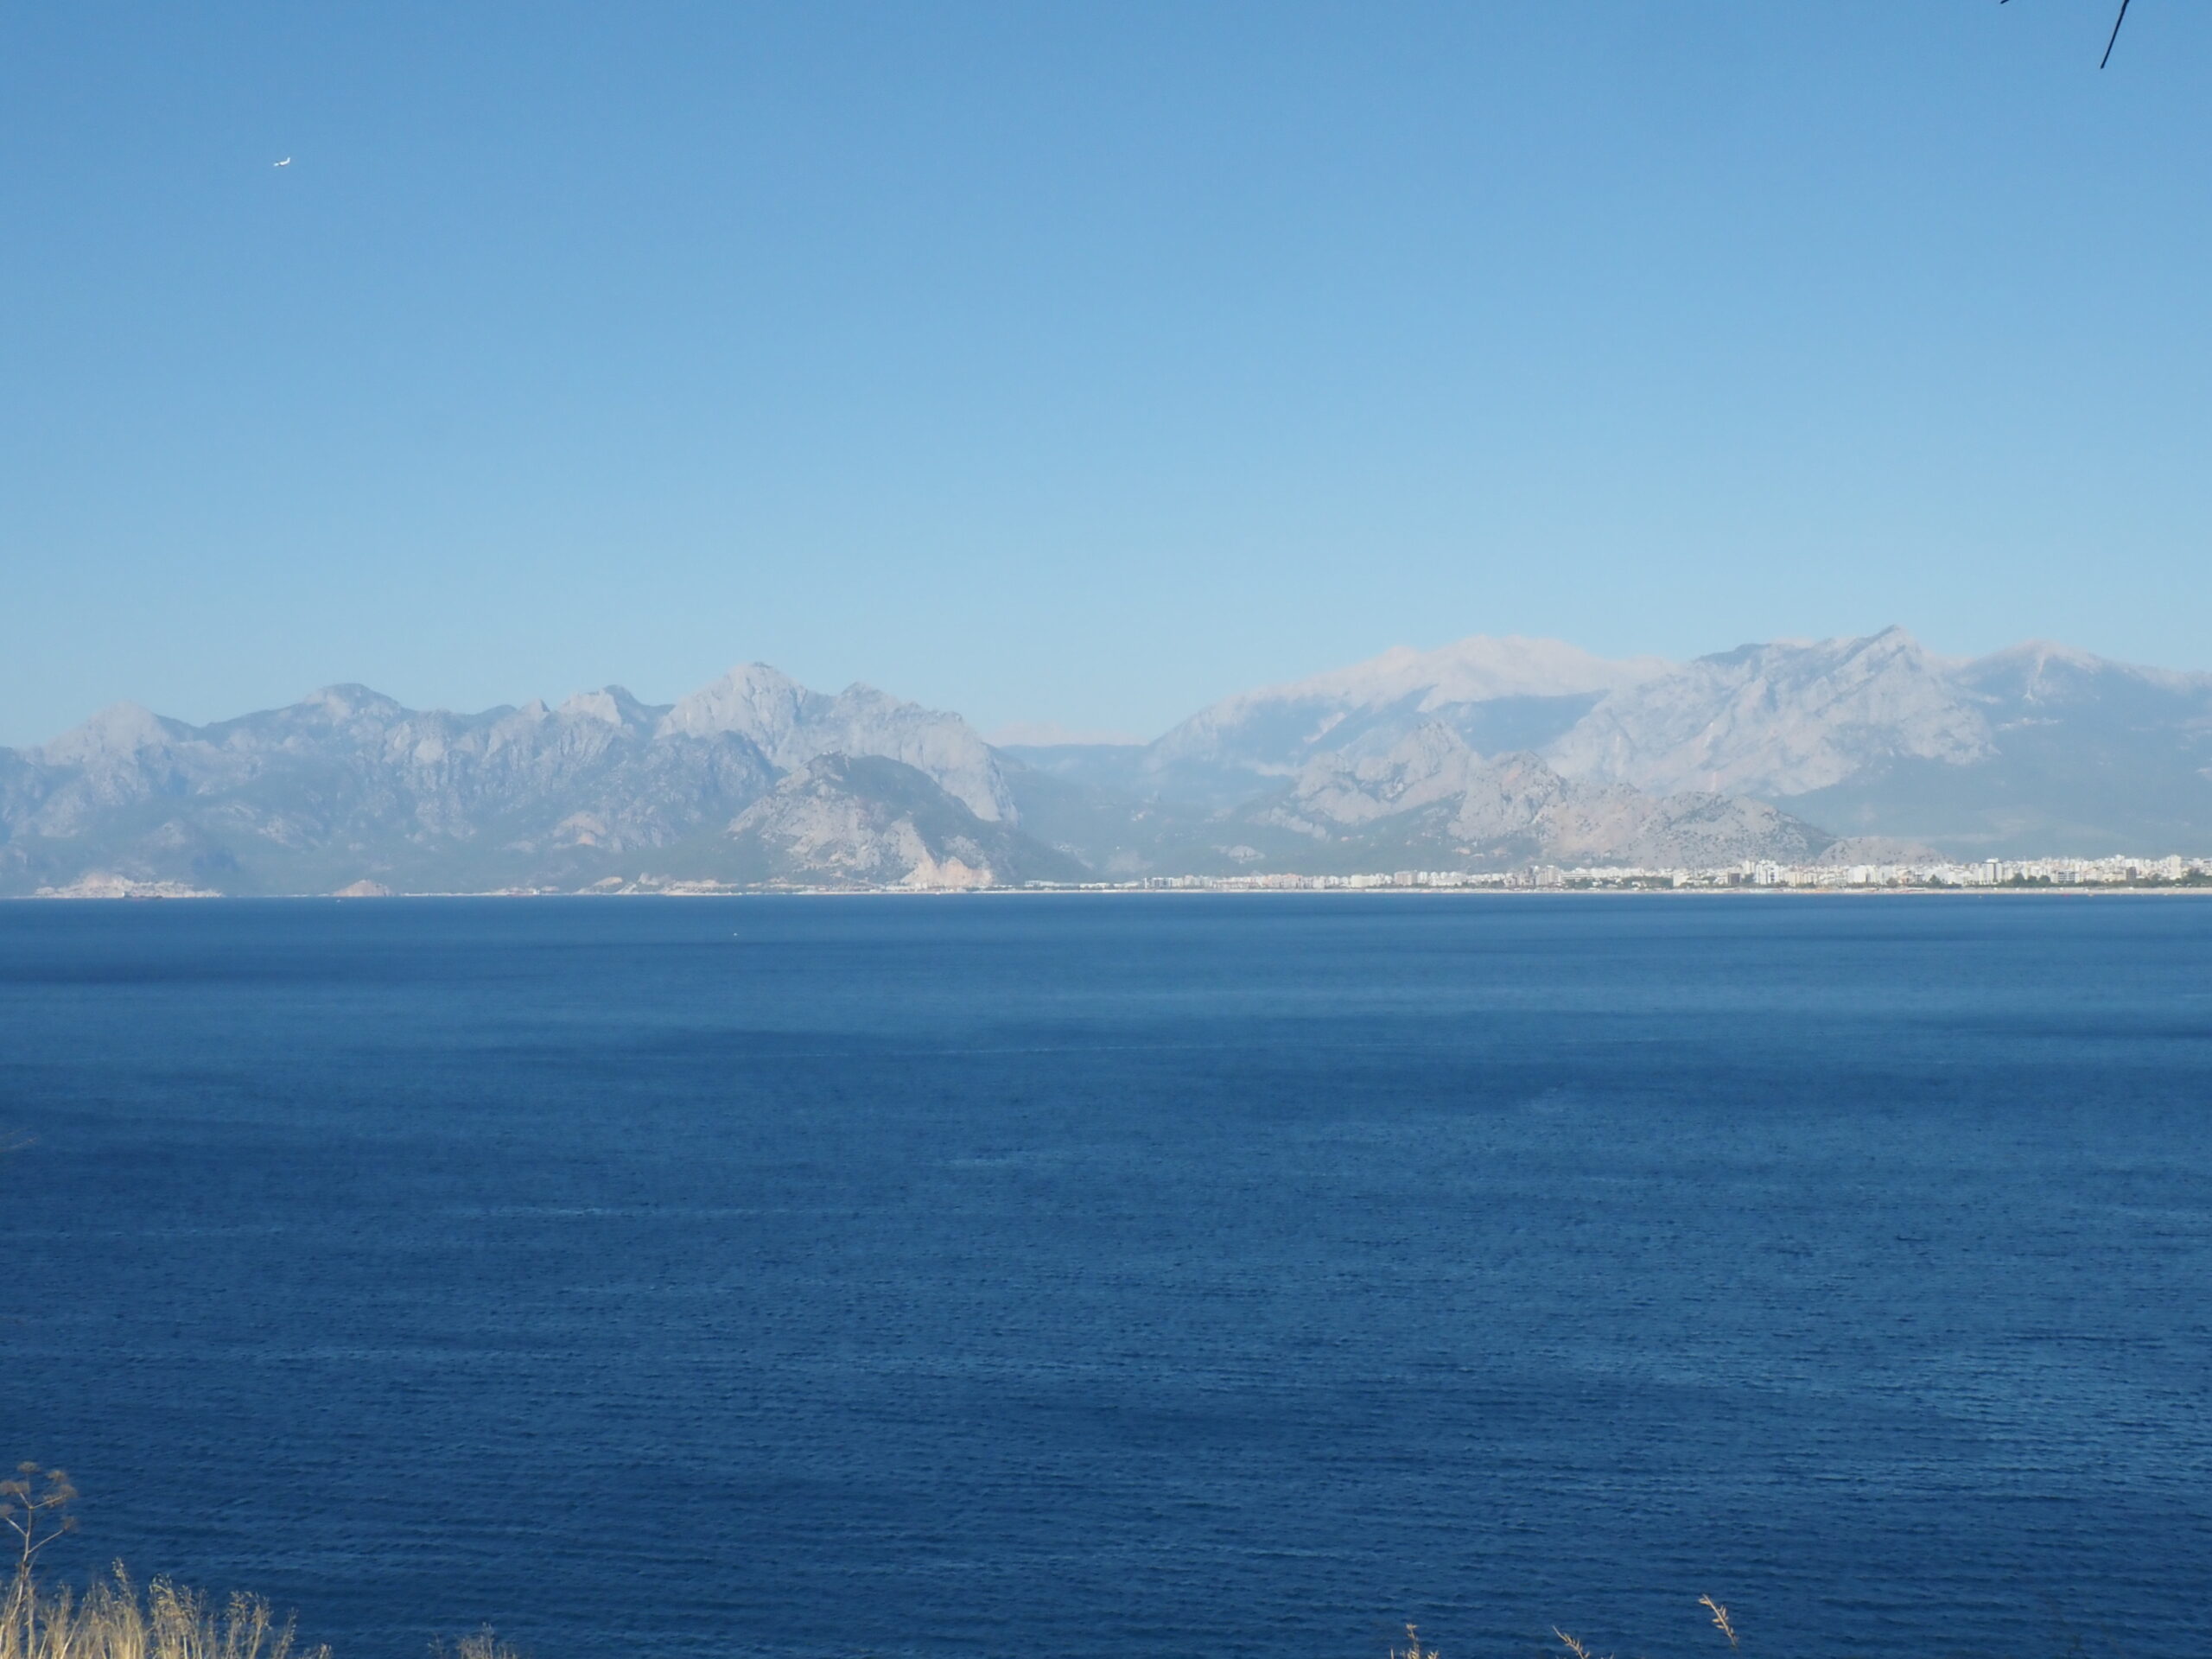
{"left": 14, "top": 882, "right": 2212, "bottom": 901}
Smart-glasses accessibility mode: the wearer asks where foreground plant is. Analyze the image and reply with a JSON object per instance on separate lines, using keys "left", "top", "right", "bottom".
{"left": 22, "top": 1457, "right": 1757, "bottom": 1659}
{"left": 3, "top": 1563, "right": 331, "bottom": 1659}
{"left": 3, "top": 1464, "right": 523, "bottom": 1659}
{"left": 1554, "top": 1593, "right": 1742, "bottom": 1659}
{"left": 1700, "top": 1594, "right": 1738, "bottom": 1649}
{"left": 5, "top": 1467, "right": 327, "bottom": 1659}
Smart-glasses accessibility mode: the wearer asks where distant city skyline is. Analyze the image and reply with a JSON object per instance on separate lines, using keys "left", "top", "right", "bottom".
{"left": 4, "top": 2, "right": 2209, "bottom": 749}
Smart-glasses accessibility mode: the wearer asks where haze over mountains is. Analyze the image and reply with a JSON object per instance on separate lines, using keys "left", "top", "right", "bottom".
{"left": 6, "top": 627, "right": 2210, "bottom": 894}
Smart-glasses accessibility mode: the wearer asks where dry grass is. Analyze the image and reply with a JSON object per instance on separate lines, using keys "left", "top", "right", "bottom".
{"left": 16, "top": 1457, "right": 1748, "bottom": 1659}
{"left": 1553, "top": 1595, "right": 1738, "bottom": 1659}
{"left": 4, "top": 1565, "right": 528, "bottom": 1659}
{"left": 2, "top": 1564, "right": 331, "bottom": 1659}
{"left": 431, "top": 1633, "right": 525, "bottom": 1659}
{"left": 1699, "top": 1595, "right": 1738, "bottom": 1650}
{"left": 3, "top": 1465, "right": 524, "bottom": 1659}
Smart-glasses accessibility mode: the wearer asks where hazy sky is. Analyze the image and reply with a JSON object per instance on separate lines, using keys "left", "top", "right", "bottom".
{"left": 3, "top": 2, "right": 2207, "bottom": 746}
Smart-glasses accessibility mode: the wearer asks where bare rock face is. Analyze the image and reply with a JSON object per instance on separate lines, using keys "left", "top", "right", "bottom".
{"left": 1266, "top": 721, "right": 1478, "bottom": 830}
{"left": 1137, "top": 634, "right": 1670, "bottom": 798}
{"left": 0, "top": 667, "right": 1020, "bottom": 894}
{"left": 728, "top": 760, "right": 944, "bottom": 886}
{"left": 13, "top": 626, "right": 2206, "bottom": 893}
{"left": 1548, "top": 631, "right": 2212, "bottom": 855}
{"left": 1257, "top": 723, "right": 1830, "bottom": 868}
{"left": 1051, "top": 624, "right": 2212, "bottom": 855}
{"left": 724, "top": 756, "right": 1082, "bottom": 889}
{"left": 662, "top": 664, "right": 1014, "bottom": 822}
{"left": 1545, "top": 627, "right": 1992, "bottom": 798}
{"left": 19, "top": 682, "right": 771, "bottom": 853}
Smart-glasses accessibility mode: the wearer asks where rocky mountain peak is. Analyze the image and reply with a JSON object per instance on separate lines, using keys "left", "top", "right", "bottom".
{"left": 1150, "top": 633, "right": 1670, "bottom": 771}
{"left": 11, "top": 625, "right": 2212, "bottom": 893}
{"left": 300, "top": 684, "right": 412, "bottom": 725}
{"left": 557, "top": 686, "right": 662, "bottom": 729}
{"left": 1545, "top": 627, "right": 1992, "bottom": 798}
{"left": 35, "top": 702, "right": 181, "bottom": 766}
{"left": 658, "top": 663, "right": 819, "bottom": 747}
{"left": 724, "top": 753, "right": 1074, "bottom": 888}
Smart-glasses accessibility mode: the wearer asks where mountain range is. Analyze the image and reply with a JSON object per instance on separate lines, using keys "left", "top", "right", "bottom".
{"left": 6, "top": 627, "right": 2210, "bottom": 894}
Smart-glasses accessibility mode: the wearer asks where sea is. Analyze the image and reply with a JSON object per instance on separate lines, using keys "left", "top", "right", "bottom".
{"left": 3, "top": 894, "right": 2208, "bottom": 1659}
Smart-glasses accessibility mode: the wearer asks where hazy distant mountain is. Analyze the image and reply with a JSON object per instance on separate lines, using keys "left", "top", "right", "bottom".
{"left": 1016, "top": 627, "right": 2212, "bottom": 859}
{"left": 996, "top": 722, "right": 1829, "bottom": 880}
{"left": 1777, "top": 640, "right": 2212, "bottom": 855}
{"left": 9, "top": 627, "right": 2206, "bottom": 894}
{"left": 1253, "top": 724, "right": 1834, "bottom": 871}
{"left": 1546, "top": 630, "right": 2212, "bottom": 855}
{"left": 721, "top": 755, "right": 1084, "bottom": 889}
{"left": 1544, "top": 627, "right": 1986, "bottom": 797}
{"left": 659, "top": 664, "right": 1013, "bottom": 822}
{"left": 1013, "top": 634, "right": 1671, "bottom": 806}
{"left": 0, "top": 670, "right": 1048, "bottom": 895}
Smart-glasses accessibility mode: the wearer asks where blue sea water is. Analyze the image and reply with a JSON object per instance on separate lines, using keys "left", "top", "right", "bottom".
{"left": 3, "top": 894, "right": 2209, "bottom": 1659}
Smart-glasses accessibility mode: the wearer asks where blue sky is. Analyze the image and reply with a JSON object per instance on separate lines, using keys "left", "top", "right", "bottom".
{"left": 3, "top": 2, "right": 2206, "bottom": 746}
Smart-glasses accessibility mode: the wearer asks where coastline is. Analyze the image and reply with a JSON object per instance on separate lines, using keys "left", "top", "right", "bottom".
{"left": 13, "top": 880, "right": 2212, "bottom": 901}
